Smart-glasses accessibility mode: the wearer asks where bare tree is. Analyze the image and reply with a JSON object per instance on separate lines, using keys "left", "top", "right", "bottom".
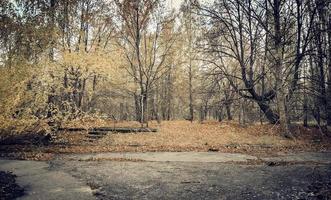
{"left": 115, "top": 0, "right": 175, "bottom": 126}
{"left": 195, "top": 0, "right": 279, "bottom": 124}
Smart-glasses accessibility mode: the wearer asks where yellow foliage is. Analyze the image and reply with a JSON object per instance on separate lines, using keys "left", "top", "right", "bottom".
{"left": 0, "top": 64, "right": 37, "bottom": 117}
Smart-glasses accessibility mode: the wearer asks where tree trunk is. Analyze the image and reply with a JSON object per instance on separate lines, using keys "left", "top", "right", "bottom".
{"left": 188, "top": 2, "right": 194, "bottom": 123}
{"left": 119, "top": 102, "right": 124, "bottom": 121}
{"left": 166, "top": 69, "right": 172, "bottom": 120}
{"left": 273, "top": 0, "right": 292, "bottom": 138}
{"left": 255, "top": 101, "right": 279, "bottom": 124}
{"left": 303, "top": 63, "right": 308, "bottom": 127}
{"left": 141, "top": 90, "right": 148, "bottom": 127}
{"left": 218, "top": 106, "right": 223, "bottom": 122}
{"left": 277, "top": 90, "right": 292, "bottom": 137}
{"left": 316, "top": 23, "right": 327, "bottom": 128}
{"left": 48, "top": 0, "right": 56, "bottom": 61}
{"left": 239, "top": 100, "right": 245, "bottom": 126}
{"left": 134, "top": 93, "right": 141, "bottom": 122}
{"left": 225, "top": 103, "right": 232, "bottom": 120}
{"left": 327, "top": 14, "right": 331, "bottom": 129}
{"left": 303, "top": 97, "right": 308, "bottom": 127}
{"left": 199, "top": 105, "right": 204, "bottom": 123}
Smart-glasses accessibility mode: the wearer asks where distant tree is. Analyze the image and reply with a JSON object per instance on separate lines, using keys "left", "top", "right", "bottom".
{"left": 194, "top": 0, "right": 323, "bottom": 137}
{"left": 115, "top": 0, "right": 175, "bottom": 126}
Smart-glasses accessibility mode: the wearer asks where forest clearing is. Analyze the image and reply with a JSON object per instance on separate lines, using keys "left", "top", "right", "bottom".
{"left": 1, "top": 0, "right": 331, "bottom": 199}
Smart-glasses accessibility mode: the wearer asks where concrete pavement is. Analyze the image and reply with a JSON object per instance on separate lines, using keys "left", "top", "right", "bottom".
{"left": 1, "top": 152, "right": 330, "bottom": 200}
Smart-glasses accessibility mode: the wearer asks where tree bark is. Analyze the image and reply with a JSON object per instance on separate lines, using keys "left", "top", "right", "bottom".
{"left": 256, "top": 101, "right": 279, "bottom": 124}
{"left": 327, "top": 13, "right": 331, "bottom": 129}
{"left": 225, "top": 103, "right": 232, "bottom": 120}
{"left": 134, "top": 93, "right": 141, "bottom": 122}
{"left": 48, "top": 0, "right": 56, "bottom": 61}
{"left": 273, "top": 0, "right": 292, "bottom": 138}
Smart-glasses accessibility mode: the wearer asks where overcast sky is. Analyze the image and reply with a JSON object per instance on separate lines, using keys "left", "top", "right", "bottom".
{"left": 166, "top": 0, "right": 212, "bottom": 10}
{"left": 165, "top": 0, "right": 183, "bottom": 10}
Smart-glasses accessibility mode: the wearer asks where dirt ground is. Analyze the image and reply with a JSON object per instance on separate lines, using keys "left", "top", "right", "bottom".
{"left": 0, "top": 120, "right": 330, "bottom": 160}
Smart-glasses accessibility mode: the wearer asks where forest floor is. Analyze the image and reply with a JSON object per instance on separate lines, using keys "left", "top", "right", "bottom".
{"left": 0, "top": 120, "right": 330, "bottom": 161}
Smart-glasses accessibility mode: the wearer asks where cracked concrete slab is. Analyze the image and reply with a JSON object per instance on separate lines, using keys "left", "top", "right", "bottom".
{"left": 63, "top": 152, "right": 258, "bottom": 162}
{"left": 62, "top": 151, "right": 331, "bottom": 164}
{"left": 1, "top": 152, "right": 331, "bottom": 200}
{"left": 0, "top": 160, "right": 95, "bottom": 200}
{"left": 261, "top": 152, "right": 331, "bottom": 164}
{"left": 54, "top": 157, "right": 331, "bottom": 200}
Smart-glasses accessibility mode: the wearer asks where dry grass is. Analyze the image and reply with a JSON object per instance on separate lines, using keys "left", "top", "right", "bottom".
{"left": 1, "top": 120, "right": 330, "bottom": 160}
{"left": 107, "top": 120, "right": 279, "bottom": 147}
{"left": 52, "top": 120, "right": 331, "bottom": 154}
